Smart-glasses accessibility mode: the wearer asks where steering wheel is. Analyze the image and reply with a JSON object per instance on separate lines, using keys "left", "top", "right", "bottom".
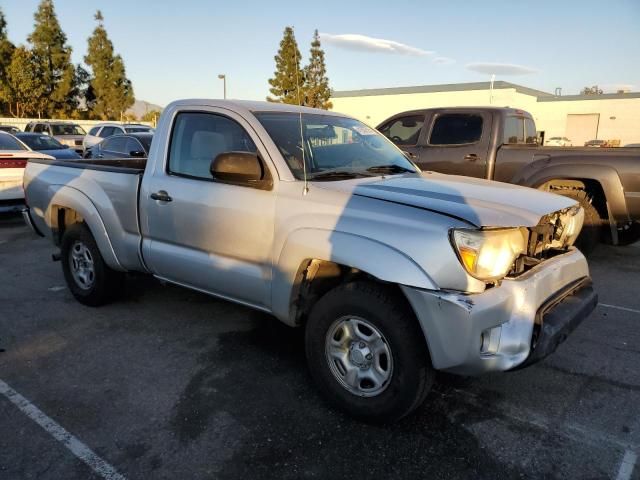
{"left": 391, "top": 136, "right": 403, "bottom": 144}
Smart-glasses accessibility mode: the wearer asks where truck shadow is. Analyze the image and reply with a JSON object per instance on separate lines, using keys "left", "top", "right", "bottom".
{"left": 169, "top": 312, "right": 522, "bottom": 479}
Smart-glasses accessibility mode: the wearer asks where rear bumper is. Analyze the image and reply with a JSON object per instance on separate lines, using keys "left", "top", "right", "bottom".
{"left": 401, "top": 248, "right": 597, "bottom": 375}
{"left": 0, "top": 171, "right": 24, "bottom": 212}
{"left": 0, "top": 175, "right": 23, "bottom": 203}
{"left": 22, "top": 207, "right": 44, "bottom": 237}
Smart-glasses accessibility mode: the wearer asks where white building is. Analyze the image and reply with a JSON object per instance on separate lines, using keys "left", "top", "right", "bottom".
{"left": 330, "top": 81, "right": 640, "bottom": 146}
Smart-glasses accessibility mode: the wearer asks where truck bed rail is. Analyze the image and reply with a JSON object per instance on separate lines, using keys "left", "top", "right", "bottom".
{"left": 28, "top": 158, "right": 147, "bottom": 174}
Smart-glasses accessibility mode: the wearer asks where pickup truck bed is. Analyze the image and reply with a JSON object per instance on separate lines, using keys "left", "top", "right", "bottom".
{"left": 26, "top": 158, "right": 146, "bottom": 272}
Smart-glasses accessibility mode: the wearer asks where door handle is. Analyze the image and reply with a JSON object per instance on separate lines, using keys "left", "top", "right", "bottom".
{"left": 464, "top": 154, "right": 478, "bottom": 161}
{"left": 150, "top": 190, "right": 172, "bottom": 202}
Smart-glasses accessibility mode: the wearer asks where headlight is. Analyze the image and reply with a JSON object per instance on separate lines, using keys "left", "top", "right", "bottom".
{"left": 451, "top": 228, "right": 527, "bottom": 281}
{"left": 562, "top": 206, "right": 584, "bottom": 246}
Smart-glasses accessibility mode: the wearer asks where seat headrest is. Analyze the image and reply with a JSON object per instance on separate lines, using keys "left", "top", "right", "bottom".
{"left": 191, "top": 131, "right": 228, "bottom": 159}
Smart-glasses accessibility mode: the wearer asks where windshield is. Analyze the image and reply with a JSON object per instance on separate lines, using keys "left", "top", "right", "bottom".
{"left": 0, "top": 133, "right": 26, "bottom": 150}
{"left": 51, "top": 124, "right": 86, "bottom": 136}
{"left": 254, "top": 112, "right": 417, "bottom": 180}
{"left": 17, "top": 134, "right": 64, "bottom": 150}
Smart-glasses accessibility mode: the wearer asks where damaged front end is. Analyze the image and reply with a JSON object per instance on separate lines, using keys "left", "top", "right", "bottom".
{"left": 509, "top": 205, "right": 585, "bottom": 277}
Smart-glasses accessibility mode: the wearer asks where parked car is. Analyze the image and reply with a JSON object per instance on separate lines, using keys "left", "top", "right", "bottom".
{"left": 584, "top": 139, "right": 607, "bottom": 147}
{"left": 378, "top": 107, "right": 640, "bottom": 252}
{"left": 24, "top": 121, "right": 86, "bottom": 154}
{"left": 0, "top": 131, "right": 53, "bottom": 212}
{"left": 545, "top": 136, "right": 572, "bottom": 146}
{"left": 0, "top": 125, "right": 21, "bottom": 134}
{"left": 23, "top": 99, "right": 597, "bottom": 422}
{"left": 83, "top": 123, "right": 154, "bottom": 152}
{"left": 624, "top": 143, "right": 640, "bottom": 148}
{"left": 15, "top": 133, "right": 82, "bottom": 160}
{"left": 85, "top": 133, "right": 153, "bottom": 159}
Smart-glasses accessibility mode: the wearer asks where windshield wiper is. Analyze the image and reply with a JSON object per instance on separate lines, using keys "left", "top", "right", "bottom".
{"left": 366, "top": 164, "right": 417, "bottom": 175}
{"left": 308, "top": 170, "right": 371, "bottom": 181}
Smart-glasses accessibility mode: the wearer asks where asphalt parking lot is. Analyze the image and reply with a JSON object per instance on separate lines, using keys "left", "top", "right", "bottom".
{"left": 0, "top": 212, "right": 638, "bottom": 480}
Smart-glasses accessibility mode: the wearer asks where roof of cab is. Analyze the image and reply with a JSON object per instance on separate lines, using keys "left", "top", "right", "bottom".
{"left": 166, "top": 99, "right": 349, "bottom": 117}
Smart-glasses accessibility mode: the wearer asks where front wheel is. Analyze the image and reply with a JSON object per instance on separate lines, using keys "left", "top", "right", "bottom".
{"left": 305, "top": 281, "right": 434, "bottom": 423}
{"left": 61, "top": 223, "right": 124, "bottom": 306}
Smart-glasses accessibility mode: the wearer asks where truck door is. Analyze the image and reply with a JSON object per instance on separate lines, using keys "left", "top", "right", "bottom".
{"left": 377, "top": 114, "right": 426, "bottom": 164}
{"left": 417, "top": 111, "right": 492, "bottom": 178}
{"left": 140, "top": 109, "right": 276, "bottom": 310}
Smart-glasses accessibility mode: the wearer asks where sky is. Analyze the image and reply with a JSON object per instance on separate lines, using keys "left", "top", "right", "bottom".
{"left": 2, "top": 0, "right": 639, "bottom": 107}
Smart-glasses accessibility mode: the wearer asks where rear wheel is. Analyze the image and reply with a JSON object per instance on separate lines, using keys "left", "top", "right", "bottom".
{"left": 61, "top": 223, "right": 123, "bottom": 306}
{"left": 305, "top": 281, "right": 434, "bottom": 423}
{"left": 557, "top": 190, "right": 602, "bottom": 255}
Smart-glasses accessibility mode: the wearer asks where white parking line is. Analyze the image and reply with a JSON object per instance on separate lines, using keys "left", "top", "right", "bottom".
{"left": 0, "top": 379, "right": 126, "bottom": 480}
{"left": 599, "top": 303, "right": 640, "bottom": 315}
{"left": 616, "top": 450, "right": 637, "bottom": 480}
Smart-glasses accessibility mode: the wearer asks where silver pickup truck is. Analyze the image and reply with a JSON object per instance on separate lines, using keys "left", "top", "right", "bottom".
{"left": 23, "top": 100, "right": 597, "bottom": 422}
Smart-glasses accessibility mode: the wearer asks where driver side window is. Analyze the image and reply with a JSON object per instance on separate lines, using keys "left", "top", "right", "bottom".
{"left": 168, "top": 112, "right": 257, "bottom": 180}
{"left": 379, "top": 115, "right": 424, "bottom": 146}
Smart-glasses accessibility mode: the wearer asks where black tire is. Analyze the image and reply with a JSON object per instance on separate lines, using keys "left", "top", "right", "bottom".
{"left": 61, "top": 223, "right": 124, "bottom": 306}
{"left": 618, "top": 222, "right": 640, "bottom": 246}
{"left": 305, "top": 281, "right": 434, "bottom": 423}
{"left": 557, "top": 190, "right": 602, "bottom": 255}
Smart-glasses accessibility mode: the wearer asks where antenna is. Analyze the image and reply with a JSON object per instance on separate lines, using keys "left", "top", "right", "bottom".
{"left": 293, "top": 29, "right": 309, "bottom": 195}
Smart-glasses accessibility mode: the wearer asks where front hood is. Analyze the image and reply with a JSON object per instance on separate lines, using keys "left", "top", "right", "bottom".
{"left": 317, "top": 173, "right": 576, "bottom": 227}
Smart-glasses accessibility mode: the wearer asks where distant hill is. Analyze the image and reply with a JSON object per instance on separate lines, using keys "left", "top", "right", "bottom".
{"left": 127, "top": 100, "right": 163, "bottom": 119}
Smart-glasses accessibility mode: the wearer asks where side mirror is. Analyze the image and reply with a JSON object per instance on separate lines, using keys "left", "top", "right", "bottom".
{"left": 210, "top": 151, "right": 271, "bottom": 189}
{"left": 62, "top": 145, "right": 70, "bottom": 149}
{"left": 129, "top": 150, "right": 146, "bottom": 158}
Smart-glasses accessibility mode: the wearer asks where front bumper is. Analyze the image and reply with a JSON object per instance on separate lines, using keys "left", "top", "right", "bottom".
{"left": 401, "top": 248, "right": 597, "bottom": 375}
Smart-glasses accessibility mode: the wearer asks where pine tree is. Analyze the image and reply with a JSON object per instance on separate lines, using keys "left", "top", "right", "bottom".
{"left": 75, "top": 64, "right": 94, "bottom": 118}
{"left": 84, "top": 11, "right": 134, "bottom": 120}
{"left": 267, "top": 26, "right": 305, "bottom": 105}
{"left": 0, "top": 7, "right": 16, "bottom": 115}
{"left": 304, "top": 30, "right": 332, "bottom": 110}
{"left": 5, "top": 46, "right": 47, "bottom": 118}
{"left": 28, "top": 0, "right": 77, "bottom": 117}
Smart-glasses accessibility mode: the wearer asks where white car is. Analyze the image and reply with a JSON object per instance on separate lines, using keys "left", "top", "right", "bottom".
{"left": 546, "top": 136, "right": 572, "bottom": 147}
{"left": 0, "top": 131, "right": 54, "bottom": 212}
{"left": 83, "top": 123, "right": 154, "bottom": 153}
